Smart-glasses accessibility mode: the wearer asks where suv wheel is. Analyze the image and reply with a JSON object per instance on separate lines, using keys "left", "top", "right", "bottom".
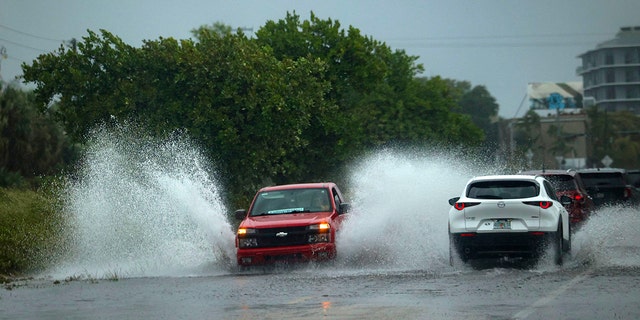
{"left": 549, "top": 221, "right": 563, "bottom": 265}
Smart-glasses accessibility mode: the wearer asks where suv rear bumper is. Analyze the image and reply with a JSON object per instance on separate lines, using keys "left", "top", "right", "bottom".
{"left": 237, "top": 243, "right": 336, "bottom": 266}
{"left": 450, "top": 232, "right": 548, "bottom": 259}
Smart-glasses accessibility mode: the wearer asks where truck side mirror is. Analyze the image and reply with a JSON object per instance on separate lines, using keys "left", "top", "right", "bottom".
{"left": 234, "top": 209, "right": 247, "bottom": 220}
{"left": 339, "top": 203, "right": 350, "bottom": 214}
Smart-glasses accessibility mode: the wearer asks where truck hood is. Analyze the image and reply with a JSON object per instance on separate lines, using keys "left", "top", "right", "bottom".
{"left": 240, "top": 212, "right": 334, "bottom": 229}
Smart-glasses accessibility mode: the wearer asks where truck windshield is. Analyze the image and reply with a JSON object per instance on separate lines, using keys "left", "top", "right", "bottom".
{"left": 250, "top": 188, "right": 332, "bottom": 216}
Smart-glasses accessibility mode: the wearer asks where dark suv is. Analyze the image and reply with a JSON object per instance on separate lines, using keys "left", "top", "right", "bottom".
{"left": 574, "top": 168, "right": 635, "bottom": 208}
{"left": 625, "top": 169, "right": 640, "bottom": 188}
{"left": 519, "top": 169, "right": 595, "bottom": 229}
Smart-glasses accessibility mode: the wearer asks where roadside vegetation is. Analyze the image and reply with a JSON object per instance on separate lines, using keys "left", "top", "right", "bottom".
{"left": 0, "top": 186, "right": 69, "bottom": 281}
{"left": 5, "top": 12, "right": 633, "bottom": 276}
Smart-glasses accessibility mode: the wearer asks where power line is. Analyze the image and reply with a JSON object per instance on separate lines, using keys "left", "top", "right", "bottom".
{"left": 386, "top": 32, "right": 611, "bottom": 42}
{"left": 391, "top": 40, "right": 598, "bottom": 49}
{"left": 383, "top": 31, "right": 611, "bottom": 49}
{"left": 0, "top": 23, "right": 64, "bottom": 42}
{"left": 0, "top": 36, "right": 51, "bottom": 53}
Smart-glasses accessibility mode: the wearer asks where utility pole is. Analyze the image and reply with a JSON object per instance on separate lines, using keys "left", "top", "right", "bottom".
{"left": 0, "top": 45, "right": 6, "bottom": 83}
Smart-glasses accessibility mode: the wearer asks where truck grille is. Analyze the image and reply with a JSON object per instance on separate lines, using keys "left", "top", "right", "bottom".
{"left": 248, "top": 226, "right": 314, "bottom": 247}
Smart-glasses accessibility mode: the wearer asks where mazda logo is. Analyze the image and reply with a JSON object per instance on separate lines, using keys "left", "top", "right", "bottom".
{"left": 276, "top": 232, "right": 288, "bottom": 237}
{"left": 497, "top": 202, "right": 506, "bottom": 208}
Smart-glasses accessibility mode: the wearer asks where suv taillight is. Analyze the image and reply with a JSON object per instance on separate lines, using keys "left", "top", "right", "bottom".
{"left": 624, "top": 187, "right": 632, "bottom": 199}
{"left": 453, "top": 202, "right": 480, "bottom": 211}
{"left": 523, "top": 201, "right": 553, "bottom": 209}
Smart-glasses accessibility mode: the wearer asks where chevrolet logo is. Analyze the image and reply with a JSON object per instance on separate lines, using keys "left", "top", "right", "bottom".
{"left": 276, "top": 232, "right": 288, "bottom": 237}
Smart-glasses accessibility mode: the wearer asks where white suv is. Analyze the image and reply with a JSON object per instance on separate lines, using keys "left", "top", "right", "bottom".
{"left": 448, "top": 175, "right": 571, "bottom": 265}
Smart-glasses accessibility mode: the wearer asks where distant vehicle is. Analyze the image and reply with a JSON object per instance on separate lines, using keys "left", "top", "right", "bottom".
{"left": 519, "top": 169, "right": 595, "bottom": 229}
{"left": 448, "top": 175, "right": 571, "bottom": 265}
{"left": 234, "top": 182, "right": 350, "bottom": 266}
{"left": 574, "top": 168, "right": 635, "bottom": 208}
{"left": 624, "top": 169, "right": 640, "bottom": 189}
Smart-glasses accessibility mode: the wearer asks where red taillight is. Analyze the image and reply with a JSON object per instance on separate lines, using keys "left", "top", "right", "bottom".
{"left": 453, "top": 202, "right": 480, "bottom": 211}
{"left": 574, "top": 193, "right": 583, "bottom": 201}
{"left": 624, "top": 187, "right": 632, "bottom": 199}
{"left": 523, "top": 201, "right": 553, "bottom": 209}
{"left": 530, "top": 231, "right": 545, "bottom": 236}
{"left": 460, "top": 233, "right": 475, "bottom": 237}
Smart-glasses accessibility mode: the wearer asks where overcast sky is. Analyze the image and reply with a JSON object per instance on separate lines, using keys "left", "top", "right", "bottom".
{"left": 1, "top": 0, "right": 638, "bottom": 118}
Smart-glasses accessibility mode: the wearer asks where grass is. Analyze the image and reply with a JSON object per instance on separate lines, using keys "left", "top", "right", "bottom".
{"left": 0, "top": 186, "right": 70, "bottom": 279}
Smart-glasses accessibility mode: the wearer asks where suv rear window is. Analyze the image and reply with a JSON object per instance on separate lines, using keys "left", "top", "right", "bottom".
{"left": 467, "top": 181, "right": 539, "bottom": 199}
{"left": 580, "top": 173, "right": 625, "bottom": 188}
{"left": 544, "top": 175, "right": 576, "bottom": 191}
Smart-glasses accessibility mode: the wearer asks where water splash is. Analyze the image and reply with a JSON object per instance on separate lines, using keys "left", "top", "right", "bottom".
{"left": 49, "top": 124, "right": 235, "bottom": 279}
{"left": 335, "top": 148, "right": 640, "bottom": 273}
{"left": 336, "top": 148, "right": 494, "bottom": 272}
{"left": 570, "top": 205, "right": 640, "bottom": 268}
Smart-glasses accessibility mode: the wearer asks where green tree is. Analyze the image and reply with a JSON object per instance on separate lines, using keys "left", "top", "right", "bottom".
{"left": 22, "top": 29, "right": 330, "bottom": 205}
{"left": 0, "top": 85, "right": 75, "bottom": 187}
{"left": 191, "top": 22, "right": 233, "bottom": 38}
{"left": 255, "top": 12, "right": 482, "bottom": 178}
{"left": 513, "top": 110, "right": 543, "bottom": 167}
{"left": 587, "top": 107, "right": 640, "bottom": 168}
{"left": 446, "top": 80, "right": 498, "bottom": 150}
{"left": 22, "top": 14, "right": 488, "bottom": 205}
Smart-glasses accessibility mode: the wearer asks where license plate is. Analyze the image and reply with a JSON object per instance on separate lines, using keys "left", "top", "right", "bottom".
{"left": 493, "top": 219, "right": 511, "bottom": 229}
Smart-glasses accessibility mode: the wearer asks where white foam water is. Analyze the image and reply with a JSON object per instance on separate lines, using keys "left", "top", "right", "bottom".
{"left": 336, "top": 148, "right": 494, "bottom": 272}
{"left": 48, "top": 124, "right": 236, "bottom": 279}
{"left": 570, "top": 205, "right": 640, "bottom": 268}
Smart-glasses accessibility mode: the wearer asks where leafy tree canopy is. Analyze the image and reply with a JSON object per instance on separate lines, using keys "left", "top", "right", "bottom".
{"left": 0, "top": 85, "right": 75, "bottom": 187}
{"left": 22, "top": 12, "right": 485, "bottom": 205}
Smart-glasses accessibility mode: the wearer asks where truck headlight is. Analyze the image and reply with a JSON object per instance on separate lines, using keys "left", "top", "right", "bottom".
{"left": 237, "top": 228, "right": 258, "bottom": 248}
{"left": 239, "top": 238, "right": 258, "bottom": 248}
{"left": 308, "top": 223, "right": 331, "bottom": 231}
{"left": 237, "top": 228, "right": 257, "bottom": 235}
{"left": 308, "top": 233, "right": 331, "bottom": 243}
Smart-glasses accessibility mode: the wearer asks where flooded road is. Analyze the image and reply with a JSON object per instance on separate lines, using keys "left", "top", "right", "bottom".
{"left": 4, "top": 203, "right": 640, "bottom": 319}
{"left": 2, "top": 262, "right": 640, "bottom": 319}
{"left": 2, "top": 127, "right": 639, "bottom": 319}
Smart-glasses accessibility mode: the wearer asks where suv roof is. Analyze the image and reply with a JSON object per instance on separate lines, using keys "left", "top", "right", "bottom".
{"left": 577, "top": 168, "right": 626, "bottom": 184}
{"left": 519, "top": 169, "right": 578, "bottom": 177}
{"left": 576, "top": 167, "right": 626, "bottom": 173}
{"left": 470, "top": 174, "right": 539, "bottom": 182}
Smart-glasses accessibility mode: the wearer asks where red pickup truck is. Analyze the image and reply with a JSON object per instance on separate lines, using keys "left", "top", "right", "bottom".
{"left": 234, "top": 182, "right": 350, "bottom": 266}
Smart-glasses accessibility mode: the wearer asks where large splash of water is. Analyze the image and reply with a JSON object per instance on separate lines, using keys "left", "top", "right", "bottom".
{"left": 571, "top": 205, "right": 640, "bottom": 268}
{"left": 336, "top": 148, "right": 494, "bottom": 271}
{"left": 49, "top": 124, "right": 236, "bottom": 279}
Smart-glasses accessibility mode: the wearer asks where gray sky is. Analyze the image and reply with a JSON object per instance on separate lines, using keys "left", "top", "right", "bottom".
{"left": 1, "top": 0, "right": 638, "bottom": 118}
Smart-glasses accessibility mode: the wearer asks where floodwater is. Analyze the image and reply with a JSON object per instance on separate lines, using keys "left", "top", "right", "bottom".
{"left": 4, "top": 125, "right": 640, "bottom": 319}
{"left": 40, "top": 124, "right": 640, "bottom": 280}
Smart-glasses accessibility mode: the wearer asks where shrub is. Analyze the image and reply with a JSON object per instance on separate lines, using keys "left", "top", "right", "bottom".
{"left": 0, "top": 187, "right": 68, "bottom": 275}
